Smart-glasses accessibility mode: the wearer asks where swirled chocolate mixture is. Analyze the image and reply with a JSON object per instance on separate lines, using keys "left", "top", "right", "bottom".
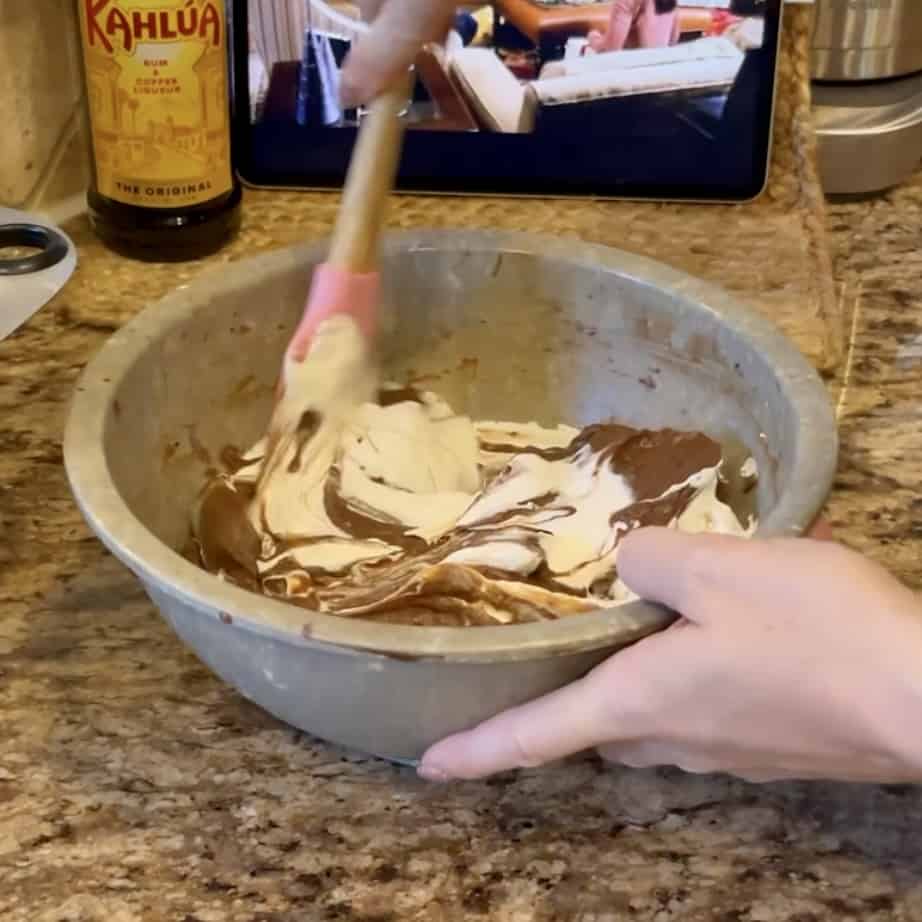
{"left": 188, "top": 387, "right": 754, "bottom": 626}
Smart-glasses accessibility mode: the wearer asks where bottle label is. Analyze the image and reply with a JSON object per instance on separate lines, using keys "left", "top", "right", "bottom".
{"left": 78, "top": 0, "right": 234, "bottom": 209}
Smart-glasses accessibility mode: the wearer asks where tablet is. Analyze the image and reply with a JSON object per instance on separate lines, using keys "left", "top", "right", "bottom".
{"left": 233, "top": 0, "right": 782, "bottom": 201}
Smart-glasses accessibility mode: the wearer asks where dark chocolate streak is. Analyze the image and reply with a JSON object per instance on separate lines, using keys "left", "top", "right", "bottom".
{"left": 461, "top": 491, "right": 568, "bottom": 530}
{"left": 192, "top": 416, "right": 727, "bottom": 627}
{"left": 288, "top": 411, "right": 320, "bottom": 474}
{"left": 323, "top": 468, "right": 427, "bottom": 553}
{"left": 483, "top": 425, "right": 720, "bottom": 501}
{"left": 377, "top": 386, "right": 424, "bottom": 407}
{"left": 609, "top": 486, "right": 696, "bottom": 530}
{"left": 220, "top": 445, "right": 249, "bottom": 475}
{"left": 196, "top": 480, "right": 260, "bottom": 577}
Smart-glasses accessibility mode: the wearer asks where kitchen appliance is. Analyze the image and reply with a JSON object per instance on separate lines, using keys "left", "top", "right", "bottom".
{"left": 0, "top": 207, "right": 77, "bottom": 341}
{"left": 812, "top": 0, "right": 922, "bottom": 194}
{"left": 63, "top": 230, "right": 837, "bottom": 763}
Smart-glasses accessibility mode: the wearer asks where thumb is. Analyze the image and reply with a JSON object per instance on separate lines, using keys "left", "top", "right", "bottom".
{"left": 419, "top": 672, "right": 613, "bottom": 781}
{"left": 340, "top": 0, "right": 455, "bottom": 106}
{"left": 617, "top": 527, "right": 751, "bottom": 623}
{"left": 354, "top": 0, "right": 386, "bottom": 22}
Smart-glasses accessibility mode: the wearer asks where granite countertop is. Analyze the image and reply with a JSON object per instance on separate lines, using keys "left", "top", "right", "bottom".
{"left": 3, "top": 176, "right": 922, "bottom": 921}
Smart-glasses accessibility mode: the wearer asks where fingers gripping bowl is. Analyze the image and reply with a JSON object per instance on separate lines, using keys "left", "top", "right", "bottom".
{"left": 64, "top": 231, "right": 837, "bottom": 762}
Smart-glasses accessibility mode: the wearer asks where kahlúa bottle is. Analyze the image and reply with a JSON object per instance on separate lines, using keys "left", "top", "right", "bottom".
{"left": 76, "top": 0, "right": 241, "bottom": 261}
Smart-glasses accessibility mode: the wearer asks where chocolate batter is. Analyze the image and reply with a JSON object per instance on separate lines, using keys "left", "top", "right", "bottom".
{"left": 187, "top": 384, "right": 752, "bottom": 626}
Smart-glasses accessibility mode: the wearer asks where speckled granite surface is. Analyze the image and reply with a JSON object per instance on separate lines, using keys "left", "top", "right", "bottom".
{"left": 2, "top": 174, "right": 922, "bottom": 920}
{"left": 3, "top": 35, "right": 922, "bottom": 919}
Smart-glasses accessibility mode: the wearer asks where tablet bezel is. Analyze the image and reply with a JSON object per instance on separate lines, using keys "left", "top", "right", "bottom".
{"left": 230, "top": 0, "right": 783, "bottom": 203}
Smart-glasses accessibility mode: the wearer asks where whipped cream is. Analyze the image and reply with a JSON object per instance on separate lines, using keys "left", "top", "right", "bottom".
{"left": 191, "top": 317, "right": 755, "bottom": 626}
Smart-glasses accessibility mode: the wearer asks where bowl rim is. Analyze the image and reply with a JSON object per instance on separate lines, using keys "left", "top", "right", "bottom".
{"left": 63, "top": 229, "right": 838, "bottom": 663}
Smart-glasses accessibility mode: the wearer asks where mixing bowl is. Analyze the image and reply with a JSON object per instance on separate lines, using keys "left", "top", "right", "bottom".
{"left": 64, "top": 230, "right": 837, "bottom": 762}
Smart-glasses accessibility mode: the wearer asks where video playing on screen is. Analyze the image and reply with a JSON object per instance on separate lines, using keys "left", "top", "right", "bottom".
{"left": 240, "top": 0, "right": 777, "bottom": 198}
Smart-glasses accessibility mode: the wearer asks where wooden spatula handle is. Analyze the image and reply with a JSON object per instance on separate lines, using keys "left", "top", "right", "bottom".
{"left": 328, "top": 76, "right": 412, "bottom": 274}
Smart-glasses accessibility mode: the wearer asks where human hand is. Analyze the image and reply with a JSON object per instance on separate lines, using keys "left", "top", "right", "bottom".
{"left": 586, "top": 30, "right": 606, "bottom": 53}
{"left": 419, "top": 528, "right": 922, "bottom": 784}
{"left": 340, "top": 0, "right": 458, "bottom": 107}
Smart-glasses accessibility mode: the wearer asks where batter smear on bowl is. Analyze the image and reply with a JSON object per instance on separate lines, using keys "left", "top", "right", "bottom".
{"left": 188, "top": 317, "right": 755, "bottom": 626}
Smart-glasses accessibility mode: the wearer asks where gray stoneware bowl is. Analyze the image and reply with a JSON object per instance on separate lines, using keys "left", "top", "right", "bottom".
{"left": 64, "top": 230, "right": 837, "bottom": 763}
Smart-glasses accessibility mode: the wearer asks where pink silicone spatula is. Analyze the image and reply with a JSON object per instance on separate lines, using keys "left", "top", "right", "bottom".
{"left": 287, "top": 80, "right": 410, "bottom": 364}
{"left": 258, "top": 80, "right": 410, "bottom": 487}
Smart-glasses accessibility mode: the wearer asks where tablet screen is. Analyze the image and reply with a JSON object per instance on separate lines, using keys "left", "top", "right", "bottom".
{"left": 233, "top": 0, "right": 781, "bottom": 201}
